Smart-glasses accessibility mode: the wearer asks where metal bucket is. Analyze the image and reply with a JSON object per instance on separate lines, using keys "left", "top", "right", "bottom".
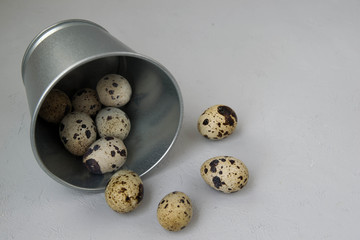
{"left": 21, "top": 19, "right": 183, "bottom": 191}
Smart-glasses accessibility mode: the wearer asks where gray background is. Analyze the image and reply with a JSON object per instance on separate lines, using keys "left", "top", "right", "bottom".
{"left": 1, "top": 0, "right": 360, "bottom": 239}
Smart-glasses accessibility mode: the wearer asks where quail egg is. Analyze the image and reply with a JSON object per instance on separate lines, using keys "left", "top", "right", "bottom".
{"left": 105, "top": 170, "right": 144, "bottom": 213}
{"left": 157, "top": 191, "right": 193, "bottom": 231}
{"left": 200, "top": 156, "right": 249, "bottom": 193}
{"left": 197, "top": 105, "right": 237, "bottom": 140}
{"left": 96, "top": 74, "right": 132, "bottom": 107}
{"left": 59, "top": 112, "right": 97, "bottom": 156}
{"left": 39, "top": 89, "right": 72, "bottom": 123}
{"left": 83, "top": 137, "right": 127, "bottom": 174}
{"left": 72, "top": 88, "right": 102, "bottom": 116}
{"left": 95, "top": 107, "right": 131, "bottom": 140}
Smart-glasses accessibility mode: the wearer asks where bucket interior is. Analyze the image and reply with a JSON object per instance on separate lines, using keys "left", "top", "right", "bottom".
{"left": 34, "top": 55, "right": 182, "bottom": 190}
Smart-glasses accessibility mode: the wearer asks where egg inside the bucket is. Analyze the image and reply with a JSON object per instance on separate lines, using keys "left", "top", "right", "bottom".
{"left": 96, "top": 107, "right": 131, "bottom": 140}
{"left": 39, "top": 89, "right": 72, "bottom": 124}
{"left": 59, "top": 111, "right": 97, "bottom": 156}
{"left": 71, "top": 88, "right": 102, "bottom": 117}
{"left": 83, "top": 137, "right": 127, "bottom": 174}
{"left": 96, "top": 74, "right": 132, "bottom": 107}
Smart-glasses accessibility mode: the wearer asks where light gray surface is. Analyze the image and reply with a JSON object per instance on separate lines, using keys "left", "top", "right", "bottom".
{"left": 1, "top": 0, "right": 360, "bottom": 239}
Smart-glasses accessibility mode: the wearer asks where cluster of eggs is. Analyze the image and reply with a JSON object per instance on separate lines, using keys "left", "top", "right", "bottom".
{"left": 39, "top": 74, "right": 132, "bottom": 175}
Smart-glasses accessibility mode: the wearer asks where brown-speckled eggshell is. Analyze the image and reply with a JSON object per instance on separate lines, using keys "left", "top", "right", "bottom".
{"left": 157, "top": 191, "right": 193, "bottom": 232}
{"left": 96, "top": 74, "right": 132, "bottom": 107}
{"left": 59, "top": 112, "right": 97, "bottom": 156}
{"left": 95, "top": 107, "right": 131, "bottom": 140}
{"left": 83, "top": 137, "right": 127, "bottom": 174}
{"left": 39, "top": 89, "right": 72, "bottom": 124}
{"left": 72, "top": 88, "right": 102, "bottom": 116}
{"left": 197, "top": 105, "right": 237, "bottom": 140}
{"left": 200, "top": 156, "right": 249, "bottom": 193}
{"left": 105, "top": 170, "right": 144, "bottom": 213}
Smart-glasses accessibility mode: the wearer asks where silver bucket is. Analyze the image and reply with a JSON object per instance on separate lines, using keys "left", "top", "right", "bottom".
{"left": 21, "top": 19, "right": 183, "bottom": 191}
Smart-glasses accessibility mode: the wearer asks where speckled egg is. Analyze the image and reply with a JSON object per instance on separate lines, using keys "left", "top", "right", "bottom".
{"left": 72, "top": 88, "right": 102, "bottom": 116}
{"left": 157, "top": 191, "right": 193, "bottom": 232}
{"left": 96, "top": 74, "right": 132, "bottom": 107}
{"left": 83, "top": 137, "right": 127, "bottom": 174}
{"left": 105, "top": 170, "right": 144, "bottom": 213}
{"left": 39, "top": 89, "right": 72, "bottom": 123}
{"left": 197, "top": 105, "right": 237, "bottom": 140}
{"left": 59, "top": 112, "right": 97, "bottom": 156}
{"left": 95, "top": 107, "right": 131, "bottom": 140}
{"left": 200, "top": 156, "right": 249, "bottom": 193}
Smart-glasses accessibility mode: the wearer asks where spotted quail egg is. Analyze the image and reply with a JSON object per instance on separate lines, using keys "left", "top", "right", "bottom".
{"left": 200, "top": 156, "right": 249, "bottom": 193}
{"left": 96, "top": 74, "right": 132, "bottom": 107}
{"left": 105, "top": 170, "right": 144, "bottom": 213}
{"left": 95, "top": 107, "right": 131, "bottom": 140}
{"left": 83, "top": 137, "right": 127, "bottom": 174}
{"left": 157, "top": 191, "right": 193, "bottom": 231}
{"left": 39, "top": 89, "right": 72, "bottom": 123}
{"left": 72, "top": 88, "right": 102, "bottom": 116}
{"left": 197, "top": 105, "right": 237, "bottom": 140}
{"left": 59, "top": 112, "right": 97, "bottom": 156}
